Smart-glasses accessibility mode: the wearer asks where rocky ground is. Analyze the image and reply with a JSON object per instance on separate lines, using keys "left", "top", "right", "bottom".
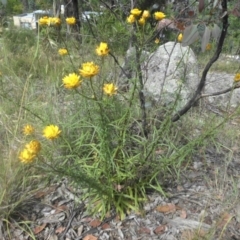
{"left": 1, "top": 144, "right": 240, "bottom": 240}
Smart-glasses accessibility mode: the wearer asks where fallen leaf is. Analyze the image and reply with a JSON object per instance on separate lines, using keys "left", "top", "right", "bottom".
{"left": 138, "top": 227, "right": 151, "bottom": 234}
{"left": 181, "top": 229, "right": 194, "bottom": 240}
{"left": 154, "top": 225, "right": 166, "bottom": 234}
{"left": 180, "top": 209, "right": 187, "bottom": 219}
{"left": 48, "top": 234, "right": 58, "bottom": 240}
{"left": 55, "top": 226, "right": 65, "bottom": 234}
{"left": 54, "top": 205, "right": 68, "bottom": 214}
{"left": 156, "top": 203, "right": 176, "bottom": 213}
{"left": 181, "top": 229, "right": 207, "bottom": 240}
{"left": 217, "top": 212, "right": 233, "bottom": 229}
{"left": 101, "top": 223, "right": 111, "bottom": 230}
{"left": 89, "top": 219, "right": 101, "bottom": 227}
{"left": 81, "top": 217, "right": 93, "bottom": 223}
{"left": 78, "top": 225, "right": 84, "bottom": 236}
{"left": 83, "top": 234, "right": 98, "bottom": 240}
{"left": 33, "top": 223, "right": 47, "bottom": 234}
{"left": 34, "top": 191, "right": 47, "bottom": 199}
{"left": 114, "top": 184, "right": 124, "bottom": 192}
{"left": 155, "top": 148, "right": 164, "bottom": 155}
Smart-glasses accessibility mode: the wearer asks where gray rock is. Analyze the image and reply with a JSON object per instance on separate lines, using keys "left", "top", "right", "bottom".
{"left": 143, "top": 42, "right": 199, "bottom": 111}
{"left": 204, "top": 72, "right": 240, "bottom": 109}
{"left": 118, "top": 47, "right": 150, "bottom": 91}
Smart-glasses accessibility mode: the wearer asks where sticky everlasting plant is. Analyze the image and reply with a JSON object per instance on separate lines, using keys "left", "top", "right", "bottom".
{"left": 14, "top": 1, "right": 235, "bottom": 221}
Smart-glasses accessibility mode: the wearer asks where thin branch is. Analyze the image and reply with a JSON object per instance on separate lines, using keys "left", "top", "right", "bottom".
{"left": 171, "top": 0, "right": 229, "bottom": 122}
{"left": 198, "top": 84, "right": 240, "bottom": 99}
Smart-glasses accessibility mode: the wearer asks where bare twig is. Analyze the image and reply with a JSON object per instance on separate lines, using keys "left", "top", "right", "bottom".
{"left": 59, "top": 203, "right": 85, "bottom": 240}
{"left": 198, "top": 83, "right": 240, "bottom": 100}
{"left": 171, "top": 0, "right": 229, "bottom": 122}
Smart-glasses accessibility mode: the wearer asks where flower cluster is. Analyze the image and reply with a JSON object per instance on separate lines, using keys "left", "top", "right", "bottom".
{"left": 19, "top": 124, "right": 61, "bottom": 163}
{"left": 39, "top": 16, "right": 61, "bottom": 26}
{"left": 38, "top": 16, "right": 77, "bottom": 27}
{"left": 19, "top": 140, "right": 41, "bottom": 163}
{"left": 61, "top": 42, "right": 117, "bottom": 96}
{"left": 127, "top": 8, "right": 165, "bottom": 25}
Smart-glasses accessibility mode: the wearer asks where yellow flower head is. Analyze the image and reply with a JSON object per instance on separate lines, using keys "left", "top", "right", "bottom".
{"left": 234, "top": 73, "right": 240, "bottom": 82}
{"left": 155, "top": 38, "right": 160, "bottom": 44}
{"left": 131, "top": 8, "right": 142, "bottom": 17}
{"left": 43, "top": 125, "right": 61, "bottom": 140}
{"left": 206, "top": 43, "right": 211, "bottom": 51}
{"left": 177, "top": 33, "right": 183, "bottom": 42}
{"left": 51, "top": 17, "right": 61, "bottom": 26}
{"left": 142, "top": 10, "right": 150, "bottom": 19}
{"left": 66, "top": 17, "right": 76, "bottom": 25}
{"left": 96, "top": 42, "right": 110, "bottom": 56}
{"left": 39, "top": 16, "right": 49, "bottom": 26}
{"left": 127, "top": 14, "right": 136, "bottom": 24}
{"left": 154, "top": 11, "right": 166, "bottom": 20}
{"left": 138, "top": 17, "right": 146, "bottom": 25}
{"left": 58, "top": 48, "right": 68, "bottom": 56}
{"left": 23, "top": 124, "right": 34, "bottom": 135}
{"left": 25, "top": 140, "right": 41, "bottom": 154}
{"left": 103, "top": 83, "right": 118, "bottom": 96}
{"left": 19, "top": 149, "right": 36, "bottom": 163}
{"left": 62, "top": 73, "right": 82, "bottom": 89}
{"left": 79, "top": 62, "right": 100, "bottom": 78}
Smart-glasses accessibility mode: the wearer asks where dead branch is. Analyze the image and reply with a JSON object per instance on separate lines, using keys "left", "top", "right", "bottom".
{"left": 171, "top": 0, "right": 229, "bottom": 122}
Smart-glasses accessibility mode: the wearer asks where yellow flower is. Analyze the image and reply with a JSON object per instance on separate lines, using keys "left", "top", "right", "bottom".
{"left": 154, "top": 11, "right": 166, "bottom": 20}
{"left": 96, "top": 42, "right": 110, "bottom": 56}
{"left": 62, "top": 73, "right": 82, "bottom": 89}
{"left": 127, "top": 14, "right": 135, "bottom": 24}
{"left": 51, "top": 17, "right": 61, "bottom": 26}
{"left": 234, "top": 73, "right": 240, "bottom": 82}
{"left": 25, "top": 140, "right": 41, "bottom": 154}
{"left": 19, "top": 149, "right": 36, "bottom": 163}
{"left": 138, "top": 17, "right": 146, "bottom": 25}
{"left": 66, "top": 17, "right": 76, "bottom": 25}
{"left": 43, "top": 125, "right": 61, "bottom": 140}
{"left": 23, "top": 124, "right": 34, "bottom": 135}
{"left": 177, "top": 33, "right": 183, "bottom": 42}
{"left": 58, "top": 48, "right": 68, "bottom": 56}
{"left": 131, "top": 8, "right": 142, "bottom": 17}
{"left": 79, "top": 62, "right": 100, "bottom": 78}
{"left": 103, "top": 83, "right": 118, "bottom": 96}
{"left": 142, "top": 10, "right": 150, "bottom": 19}
{"left": 206, "top": 43, "right": 211, "bottom": 50}
{"left": 39, "top": 16, "right": 49, "bottom": 26}
{"left": 155, "top": 38, "right": 160, "bottom": 44}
